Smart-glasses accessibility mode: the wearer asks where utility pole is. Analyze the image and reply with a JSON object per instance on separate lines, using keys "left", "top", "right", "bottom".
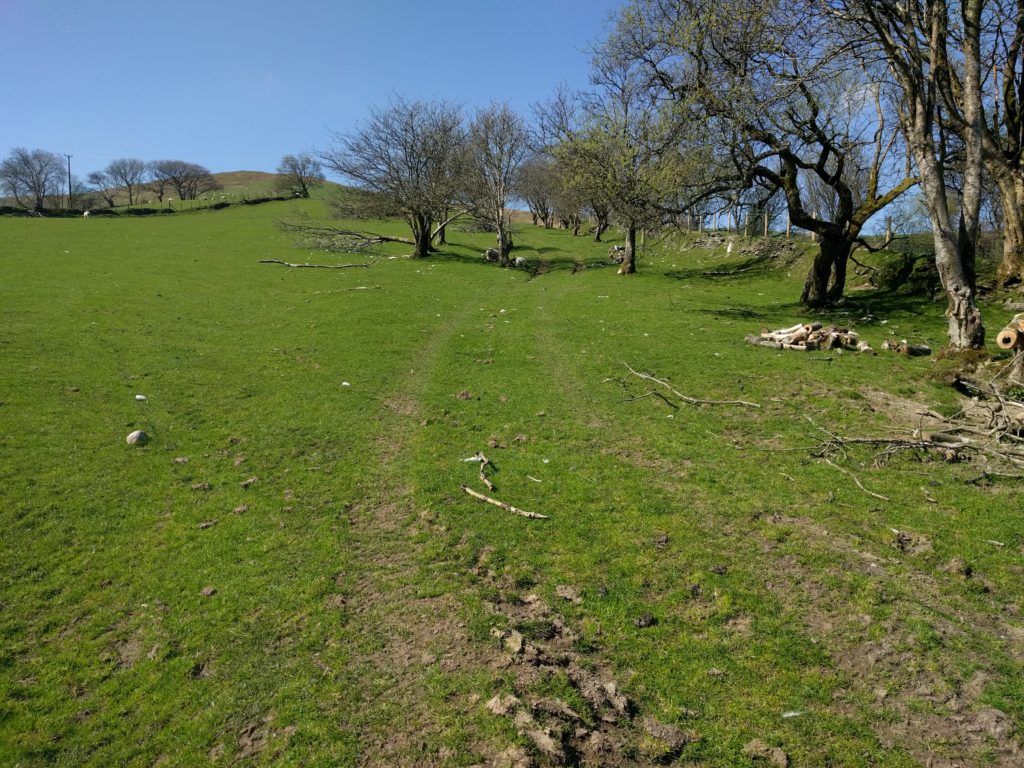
{"left": 65, "top": 154, "right": 73, "bottom": 210}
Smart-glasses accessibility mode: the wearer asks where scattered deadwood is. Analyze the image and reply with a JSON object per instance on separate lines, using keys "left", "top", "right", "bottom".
{"left": 260, "top": 259, "right": 371, "bottom": 269}
{"left": 465, "top": 452, "right": 495, "bottom": 492}
{"left": 460, "top": 484, "right": 548, "bottom": 519}
{"left": 624, "top": 363, "right": 761, "bottom": 408}
{"left": 747, "top": 322, "right": 872, "bottom": 353}
{"left": 277, "top": 218, "right": 414, "bottom": 253}
{"left": 823, "top": 457, "right": 890, "bottom": 501}
{"left": 881, "top": 339, "right": 932, "bottom": 356}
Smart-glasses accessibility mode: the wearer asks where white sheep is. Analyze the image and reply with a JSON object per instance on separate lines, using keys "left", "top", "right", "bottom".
{"left": 82, "top": 210, "right": 90, "bottom": 218}
{"left": 514, "top": 256, "right": 528, "bottom": 269}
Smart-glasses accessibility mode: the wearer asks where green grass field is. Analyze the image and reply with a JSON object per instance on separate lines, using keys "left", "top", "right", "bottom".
{"left": 1, "top": 200, "right": 1022, "bottom": 767}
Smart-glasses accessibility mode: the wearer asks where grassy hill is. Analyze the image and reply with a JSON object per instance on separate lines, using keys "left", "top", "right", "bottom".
{"left": 1, "top": 201, "right": 1022, "bottom": 766}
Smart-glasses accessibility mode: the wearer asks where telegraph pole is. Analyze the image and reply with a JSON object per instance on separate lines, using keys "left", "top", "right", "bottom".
{"left": 65, "top": 154, "right": 73, "bottom": 209}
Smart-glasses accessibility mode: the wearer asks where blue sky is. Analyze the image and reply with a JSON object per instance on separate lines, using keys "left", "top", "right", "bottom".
{"left": 2, "top": 0, "right": 623, "bottom": 178}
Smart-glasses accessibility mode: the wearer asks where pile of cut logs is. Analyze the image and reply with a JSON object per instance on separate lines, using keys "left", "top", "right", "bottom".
{"left": 746, "top": 323, "right": 873, "bottom": 353}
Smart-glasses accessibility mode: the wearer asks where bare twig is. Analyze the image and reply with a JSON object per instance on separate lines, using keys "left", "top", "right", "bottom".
{"left": 823, "top": 458, "right": 890, "bottom": 501}
{"left": 623, "top": 363, "right": 761, "bottom": 408}
{"left": 460, "top": 484, "right": 548, "bottom": 519}
{"left": 260, "top": 259, "right": 371, "bottom": 269}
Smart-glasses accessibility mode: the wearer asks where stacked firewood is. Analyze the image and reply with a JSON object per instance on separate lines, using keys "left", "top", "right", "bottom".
{"left": 746, "top": 323, "right": 873, "bottom": 353}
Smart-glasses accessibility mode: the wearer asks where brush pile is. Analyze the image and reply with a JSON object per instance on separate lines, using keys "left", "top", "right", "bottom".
{"left": 746, "top": 323, "right": 873, "bottom": 353}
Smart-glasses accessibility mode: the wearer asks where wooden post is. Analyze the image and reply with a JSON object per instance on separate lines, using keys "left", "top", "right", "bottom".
{"left": 885, "top": 216, "right": 892, "bottom": 246}
{"left": 763, "top": 212, "right": 769, "bottom": 237}
{"left": 786, "top": 212, "right": 791, "bottom": 239}
{"left": 743, "top": 211, "right": 749, "bottom": 238}
{"left": 698, "top": 214, "right": 703, "bottom": 232}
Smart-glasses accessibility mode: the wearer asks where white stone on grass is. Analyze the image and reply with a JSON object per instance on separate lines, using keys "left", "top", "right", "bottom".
{"left": 126, "top": 430, "right": 149, "bottom": 446}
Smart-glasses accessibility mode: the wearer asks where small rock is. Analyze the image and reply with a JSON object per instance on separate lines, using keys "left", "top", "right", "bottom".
{"left": 240, "top": 476, "right": 257, "bottom": 489}
{"left": 503, "top": 630, "right": 524, "bottom": 655}
{"left": 485, "top": 693, "right": 521, "bottom": 716}
{"left": 643, "top": 716, "right": 698, "bottom": 755}
{"left": 201, "top": 586, "right": 217, "bottom": 597}
{"left": 556, "top": 585, "right": 583, "bottom": 605}
{"left": 126, "top": 430, "right": 149, "bottom": 446}
{"left": 943, "top": 557, "right": 973, "bottom": 578}
{"left": 135, "top": 394, "right": 147, "bottom": 401}
{"left": 634, "top": 613, "right": 656, "bottom": 628}
{"left": 742, "top": 738, "right": 788, "bottom": 767}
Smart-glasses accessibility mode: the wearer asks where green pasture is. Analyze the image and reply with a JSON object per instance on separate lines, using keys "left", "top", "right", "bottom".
{"left": 1, "top": 200, "right": 1021, "bottom": 766}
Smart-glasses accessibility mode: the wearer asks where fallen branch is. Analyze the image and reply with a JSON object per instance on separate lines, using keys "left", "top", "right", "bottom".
{"left": 465, "top": 452, "right": 496, "bottom": 492}
{"left": 260, "top": 259, "right": 371, "bottom": 269}
{"left": 823, "top": 458, "right": 890, "bottom": 501}
{"left": 624, "top": 363, "right": 760, "bottom": 408}
{"left": 460, "top": 484, "right": 548, "bottom": 519}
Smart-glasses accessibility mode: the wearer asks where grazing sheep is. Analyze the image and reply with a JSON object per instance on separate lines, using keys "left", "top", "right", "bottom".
{"left": 483, "top": 247, "right": 500, "bottom": 262}
{"left": 514, "top": 256, "right": 528, "bottom": 269}
{"left": 82, "top": 210, "right": 90, "bottom": 218}
{"left": 608, "top": 244, "right": 626, "bottom": 263}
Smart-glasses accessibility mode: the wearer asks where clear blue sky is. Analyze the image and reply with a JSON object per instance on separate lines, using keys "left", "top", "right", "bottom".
{"left": 2, "top": 0, "right": 623, "bottom": 178}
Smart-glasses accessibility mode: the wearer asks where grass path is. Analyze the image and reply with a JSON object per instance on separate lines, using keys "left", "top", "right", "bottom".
{"left": 2, "top": 204, "right": 1023, "bottom": 766}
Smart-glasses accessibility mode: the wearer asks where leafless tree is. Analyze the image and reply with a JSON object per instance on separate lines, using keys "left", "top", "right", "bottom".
{"left": 149, "top": 160, "right": 220, "bottom": 201}
{"left": 87, "top": 170, "right": 118, "bottom": 208}
{"left": 275, "top": 152, "right": 325, "bottom": 198}
{"left": 834, "top": 0, "right": 985, "bottom": 348}
{"left": 463, "top": 103, "right": 532, "bottom": 265}
{"left": 321, "top": 96, "right": 465, "bottom": 259}
{"left": 1, "top": 148, "right": 65, "bottom": 210}
{"left": 516, "top": 155, "right": 557, "bottom": 227}
{"left": 105, "top": 158, "right": 147, "bottom": 206}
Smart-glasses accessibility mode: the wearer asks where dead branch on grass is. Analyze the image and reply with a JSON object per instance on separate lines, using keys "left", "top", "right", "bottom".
{"left": 260, "top": 259, "right": 372, "bottom": 269}
{"left": 460, "top": 484, "right": 548, "bottom": 519}
{"left": 623, "top": 363, "right": 761, "bottom": 408}
{"left": 465, "top": 452, "right": 496, "bottom": 492}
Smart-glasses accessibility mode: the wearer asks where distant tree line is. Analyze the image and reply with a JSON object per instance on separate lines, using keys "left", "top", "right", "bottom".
{"left": 0, "top": 150, "right": 222, "bottom": 211}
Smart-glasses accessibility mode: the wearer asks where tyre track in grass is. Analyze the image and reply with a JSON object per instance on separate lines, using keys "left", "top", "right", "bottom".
{"left": 329, "top": 291, "right": 507, "bottom": 767}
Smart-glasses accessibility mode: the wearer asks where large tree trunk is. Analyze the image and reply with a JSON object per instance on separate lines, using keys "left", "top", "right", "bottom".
{"left": 801, "top": 236, "right": 851, "bottom": 308}
{"left": 593, "top": 216, "right": 609, "bottom": 242}
{"left": 412, "top": 214, "right": 432, "bottom": 258}
{"left": 996, "top": 174, "right": 1024, "bottom": 286}
{"left": 496, "top": 219, "right": 512, "bottom": 267}
{"left": 825, "top": 238, "right": 855, "bottom": 303}
{"left": 618, "top": 223, "right": 637, "bottom": 275}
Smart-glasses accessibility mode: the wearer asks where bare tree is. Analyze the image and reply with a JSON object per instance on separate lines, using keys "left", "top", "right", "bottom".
{"left": 105, "top": 158, "right": 147, "bottom": 206}
{"left": 463, "top": 103, "right": 532, "bottom": 266}
{"left": 835, "top": 0, "right": 985, "bottom": 348}
{"left": 516, "top": 155, "right": 557, "bottom": 227}
{"left": 321, "top": 96, "right": 465, "bottom": 259}
{"left": 275, "top": 152, "right": 325, "bottom": 198}
{"left": 1, "top": 148, "right": 65, "bottom": 210}
{"left": 86, "top": 170, "right": 117, "bottom": 208}
{"left": 149, "top": 160, "right": 220, "bottom": 201}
